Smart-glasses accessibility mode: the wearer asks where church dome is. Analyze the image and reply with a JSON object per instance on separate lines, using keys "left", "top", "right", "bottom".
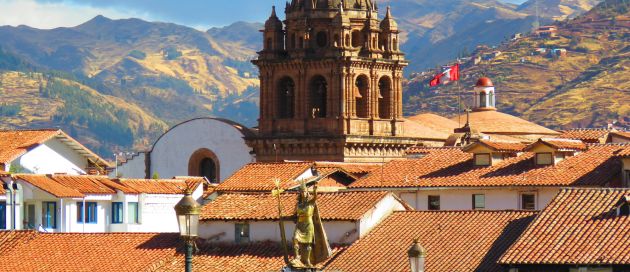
{"left": 476, "top": 77, "right": 494, "bottom": 87}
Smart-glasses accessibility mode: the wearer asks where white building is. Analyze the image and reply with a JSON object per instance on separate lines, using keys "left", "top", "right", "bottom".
{"left": 115, "top": 118, "right": 255, "bottom": 184}
{"left": 1, "top": 174, "right": 204, "bottom": 232}
{"left": 349, "top": 140, "right": 628, "bottom": 211}
{"left": 0, "top": 129, "right": 110, "bottom": 175}
{"left": 199, "top": 191, "right": 410, "bottom": 245}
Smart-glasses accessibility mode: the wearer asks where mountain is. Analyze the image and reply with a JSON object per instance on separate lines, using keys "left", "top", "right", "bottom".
{"left": 207, "top": 21, "right": 264, "bottom": 51}
{"left": 404, "top": 0, "right": 630, "bottom": 130}
{"left": 0, "top": 16, "right": 260, "bottom": 156}
{"left": 517, "top": 0, "right": 602, "bottom": 20}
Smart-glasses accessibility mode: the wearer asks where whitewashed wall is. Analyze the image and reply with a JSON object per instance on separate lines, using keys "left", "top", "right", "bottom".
{"left": 15, "top": 138, "right": 87, "bottom": 175}
{"left": 398, "top": 187, "right": 561, "bottom": 211}
{"left": 359, "top": 194, "right": 407, "bottom": 237}
{"left": 149, "top": 118, "right": 255, "bottom": 181}
{"left": 113, "top": 154, "right": 146, "bottom": 179}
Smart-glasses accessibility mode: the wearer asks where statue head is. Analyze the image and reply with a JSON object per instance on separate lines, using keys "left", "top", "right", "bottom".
{"left": 299, "top": 181, "right": 310, "bottom": 202}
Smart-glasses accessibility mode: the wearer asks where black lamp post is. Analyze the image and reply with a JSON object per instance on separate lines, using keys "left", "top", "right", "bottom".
{"left": 174, "top": 190, "right": 201, "bottom": 272}
{"left": 408, "top": 239, "right": 426, "bottom": 272}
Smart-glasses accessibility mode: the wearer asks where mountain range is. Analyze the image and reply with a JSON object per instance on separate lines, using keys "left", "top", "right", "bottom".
{"left": 0, "top": 0, "right": 617, "bottom": 157}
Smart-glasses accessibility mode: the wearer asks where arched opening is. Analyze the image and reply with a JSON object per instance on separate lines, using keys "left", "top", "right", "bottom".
{"left": 378, "top": 76, "right": 392, "bottom": 119}
{"left": 345, "top": 34, "right": 350, "bottom": 47}
{"left": 309, "top": 75, "right": 327, "bottom": 118}
{"left": 188, "top": 148, "right": 220, "bottom": 183}
{"left": 479, "top": 92, "right": 487, "bottom": 107}
{"left": 489, "top": 91, "right": 495, "bottom": 107}
{"left": 393, "top": 38, "right": 398, "bottom": 51}
{"left": 351, "top": 30, "right": 362, "bottom": 48}
{"left": 277, "top": 77, "right": 295, "bottom": 118}
{"left": 355, "top": 75, "right": 369, "bottom": 118}
{"left": 299, "top": 37, "right": 304, "bottom": 49}
{"left": 333, "top": 34, "right": 340, "bottom": 47}
{"left": 372, "top": 37, "right": 377, "bottom": 48}
{"left": 291, "top": 33, "right": 296, "bottom": 49}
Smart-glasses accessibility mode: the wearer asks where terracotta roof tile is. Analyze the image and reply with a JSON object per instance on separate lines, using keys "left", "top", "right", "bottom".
{"left": 465, "top": 140, "right": 527, "bottom": 152}
{"left": 0, "top": 129, "right": 111, "bottom": 167}
{"left": 216, "top": 162, "right": 314, "bottom": 192}
{"left": 610, "top": 130, "right": 630, "bottom": 140}
{"left": 450, "top": 111, "right": 559, "bottom": 135}
{"left": 314, "top": 162, "right": 380, "bottom": 177}
{"left": 201, "top": 191, "right": 394, "bottom": 221}
{"left": 352, "top": 144, "right": 626, "bottom": 188}
{"left": 0, "top": 230, "right": 38, "bottom": 255}
{"left": 559, "top": 128, "right": 611, "bottom": 143}
{"left": 528, "top": 138, "right": 588, "bottom": 151}
{"left": 116, "top": 179, "right": 195, "bottom": 194}
{"left": 500, "top": 188, "right": 630, "bottom": 265}
{"left": 326, "top": 210, "right": 536, "bottom": 272}
{"left": 48, "top": 175, "right": 117, "bottom": 195}
{"left": 407, "top": 113, "right": 461, "bottom": 135}
{"left": 619, "top": 146, "right": 630, "bottom": 157}
{"left": 402, "top": 118, "right": 451, "bottom": 140}
{"left": 0, "top": 129, "right": 60, "bottom": 163}
{"left": 155, "top": 241, "right": 345, "bottom": 272}
{"left": 0, "top": 232, "right": 180, "bottom": 272}
{"left": 15, "top": 174, "right": 85, "bottom": 198}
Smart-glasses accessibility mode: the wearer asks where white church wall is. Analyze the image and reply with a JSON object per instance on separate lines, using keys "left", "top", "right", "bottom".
{"left": 113, "top": 153, "right": 146, "bottom": 179}
{"left": 150, "top": 118, "right": 254, "bottom": 182}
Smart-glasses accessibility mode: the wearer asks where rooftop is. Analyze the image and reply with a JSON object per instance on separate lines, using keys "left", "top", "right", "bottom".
{"left": 558, "top": 128, "right": 611, "bottom": 143}
{"left": 216, "top": 162, "right": 314, "bottom": 192}
{"left": 528, "top": 138, "right": 588, "bottom": 151}
{"left": 465, "top": 139, "right": 527, "bottom": 153}
{"left": 200, "top": 191, "right": 397, "bottom": 221}
{"left": 450, "top": 111, "right": 559, "bottom": 137}
{"left": 0, "top": 129, "right": 110, "bottom": 167}
{"left": 351, "top": 144, "right": 626, "bottom": 188}
{"left": 500, "top": 188, "right": 630, "bottom": 266}
{"left": 326, "top": 210, "right": 536, "bottom": 272}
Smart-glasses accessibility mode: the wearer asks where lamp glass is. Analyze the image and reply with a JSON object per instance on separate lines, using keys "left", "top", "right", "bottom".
{"left": 177, "top": 214, "right": 199, "bottom": 237}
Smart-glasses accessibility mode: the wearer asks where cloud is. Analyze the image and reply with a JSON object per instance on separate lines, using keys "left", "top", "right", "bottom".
{"left": 0, "top": 0, "right": 150, "bottom": 29}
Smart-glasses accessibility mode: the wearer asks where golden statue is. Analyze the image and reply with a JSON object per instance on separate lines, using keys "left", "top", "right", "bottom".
{"left": 274, "top": 180, "right": 332, "bottom": 270}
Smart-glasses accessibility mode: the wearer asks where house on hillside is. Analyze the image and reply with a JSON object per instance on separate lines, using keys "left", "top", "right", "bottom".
{"left": 536, "top": 25, "right": 558, "bottom": 38}
{"left": 1, "top": 174, "right": 204, "bottom": 232}
{"left": 0, "top": 129, "right": 110, "bottom": 175}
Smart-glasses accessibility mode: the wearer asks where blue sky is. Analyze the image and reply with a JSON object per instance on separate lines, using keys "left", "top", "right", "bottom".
{"left": 0, "top": 0, "right": 528, "bottom": 30}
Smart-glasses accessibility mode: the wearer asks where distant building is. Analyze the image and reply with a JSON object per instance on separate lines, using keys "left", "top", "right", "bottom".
{"left": 0, "top": 129, "right": 110, "bottom": 175}
{"left": 536, "top": 25, "right": 558, "bottom": 38}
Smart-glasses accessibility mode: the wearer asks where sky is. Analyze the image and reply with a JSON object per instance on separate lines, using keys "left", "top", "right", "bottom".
{"left": 0, "top": 0, "right": 529, "bottom": 30}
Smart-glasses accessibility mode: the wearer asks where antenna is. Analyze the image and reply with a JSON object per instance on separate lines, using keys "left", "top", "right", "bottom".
{"left": 534, "top": 0, "right": 540, "bottom": 29}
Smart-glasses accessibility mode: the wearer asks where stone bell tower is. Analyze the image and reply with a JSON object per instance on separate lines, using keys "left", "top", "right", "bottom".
{"left": 248, "top": 0, "right": 417, "bottom": 162}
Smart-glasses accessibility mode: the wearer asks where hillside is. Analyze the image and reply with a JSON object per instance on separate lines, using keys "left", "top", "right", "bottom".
{"left": 404, "top": 0, "right": 630, "bottom": 130}
{"left": 0, "top": 17, "right": 260, "bottom": 157}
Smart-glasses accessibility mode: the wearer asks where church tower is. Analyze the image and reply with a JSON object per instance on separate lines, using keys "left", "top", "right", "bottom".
{"left": 249, "top": 1, "right": 416, "bottom": 162}
{"left": 472, "top": 77, "right": 496, "bottom": 111}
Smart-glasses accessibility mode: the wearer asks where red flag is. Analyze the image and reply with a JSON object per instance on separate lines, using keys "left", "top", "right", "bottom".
{"left": 429, "top": 73, "right": 443, "bottom": 87}
{"left": 449, "top": 64, "right": 460, "bottom": 81}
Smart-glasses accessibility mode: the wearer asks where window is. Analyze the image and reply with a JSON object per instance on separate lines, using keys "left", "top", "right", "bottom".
{"left": 472, "top": 194, "right": 485, "bottom": 210}
{"left": 624, "top": 170, "right": 630, "bottom": 187}
{"left": 77, "top": 202, "right": 98, "bottom": 223}
{"left": 521, "top": 193, "right": 536, "bottom": 210}
{"left": 474, "top": 154, "right": 491, "bottom": 166}
{"left": 235, "top": 223, "right": 250, "bottom": 244}
{"left": 309, "top": 76, "right": 327, "bottom": 118}
{"left": 479, "top": 92, "right": 487, "bottom": 107}
{"left": 128, "top": 202, "right": 139, "bottom": 224}
{"left": 428, "top": 196, "right": 440, "bottom": 211}
{"left": 0, "top": 201, "right": 6, "bottom": 229}
{"left": 42, "top": 202, "right": 57, "bottom": 229}
{"left": 316, "top": 31, "right": 328, "bottom": 47}
{"left": 536, "top": 153, "right": 553, "bottom": 165}
{"left": 26, "top": 204, "right": 35, "bottom": 229}
{"left": 378, "top": 77, "right": 392, "bottom": 119}
{"left": 112, "top": 202, "right": 123, "bottom": 224}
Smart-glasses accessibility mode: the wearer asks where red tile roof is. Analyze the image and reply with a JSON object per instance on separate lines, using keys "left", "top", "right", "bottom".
{"left": 559, "top": 128, "right": 610, "bottom": 143}
{"left": 216, "top": 162, "right": 314, "bottom": 192}
{"left": 201, "top": 191, "right": 396, "bottom": 221}
{"left": 450, "top": 111, "right": 559, "bottom": 136}
{"left": 619, "top": 146, "right": 630, "bottom": 157}
{"left": 116, "top": 178, "right": 197, "bottom": 194}
{"left": 500, "top": 188, "right": 630, "bottom": 266}
{"left": 155, "top": 241, "right": 345, "bottom": 272}
{"left": 610, "top": 130, "right": 630, "bottom": 141}
{"left": 314, "top": 162, "right": 380, "bottom": 177}
{"left": 0, "top": 230, "right": 38, "bottom": 255}
{"left": 0, "top": 129, "right": 60, "bottom": 163}
{"left": 527, "top": 138, "right": 588, "bottom": 151}
{"left": 48, "top": 175, "right": 117, "bottom": 195}
{"left": 0, "top": 129, "right": 110, "bottom": 167}
{"left": 326, "top": 210, "right": 536, "bottom": 272}
{"left": 0, "top": 232, "right": 180, "bottom": 272}
{"left": 351, "top": 144, "right": 626, "bottom": 188}
{"left": 465, "top": 140, "right": 527, "bottom": 152}
{"left": 15, "top": 174, "right": 85, "bottom": 198}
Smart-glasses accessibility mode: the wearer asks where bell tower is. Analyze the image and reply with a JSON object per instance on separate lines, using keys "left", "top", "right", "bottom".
{"left": 249, "top": 1, "right": 417, "bottom": 162}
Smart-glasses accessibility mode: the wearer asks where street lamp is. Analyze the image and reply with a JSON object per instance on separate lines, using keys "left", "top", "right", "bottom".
{"left": 408, "top": 239, "right": 426, "bottom": 272}
{"left": 174, "top": 190, "right": 201, "bottom": 272}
